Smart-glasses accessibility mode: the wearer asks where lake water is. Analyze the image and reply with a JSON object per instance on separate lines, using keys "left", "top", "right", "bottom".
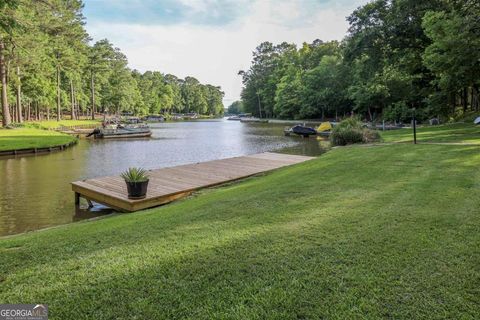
{"left": 0, "top": 119, "right": 327, "bottom": 236}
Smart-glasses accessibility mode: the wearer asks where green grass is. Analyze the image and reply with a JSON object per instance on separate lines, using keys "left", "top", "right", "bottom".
{"left": 381, "top": 122, "right": 480, "bottom": 144}
{"left": 1, "top": 127, "right": 479, "bottom": 318}
{"left": 27, "top": 119, "right": 100, "bottom": 129}
{"left": 0, "top": 128, "right": 76, "bottom": 152}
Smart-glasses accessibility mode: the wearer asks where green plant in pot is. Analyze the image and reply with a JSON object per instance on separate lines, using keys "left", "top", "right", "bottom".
{"left": 120, "top": 167, "right": 149, "bottom": 199}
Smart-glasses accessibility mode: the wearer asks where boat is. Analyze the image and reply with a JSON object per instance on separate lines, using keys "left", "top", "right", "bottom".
{"left": 316, "top": 121, "right": 333, "bottom": 137}
{"left": 170, "top": 113, "right": 198, "bottom": 120}
{"left": 317, "top": 131, "right": 331, "bottom": 137}
{"left": 284, "top": 124, "right": 317, "bottom": 137}
{"left": 87, "top": 124, "right": 152, "bottom": 139}
{"left": 240, "top": 118, "right": 268, "bottom": 123}
{"left": 144, "top": 115, "right": 165, "bottom": 122}
{"left": 227, "top": 113, "right": 252, "bottom": 121}
{"left": 124, "top": 116, "right": 142, "bottom": 124}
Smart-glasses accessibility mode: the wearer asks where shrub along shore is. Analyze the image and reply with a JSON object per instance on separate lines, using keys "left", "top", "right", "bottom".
{"left": 0, "top": 123, "right": 478, "bottom": 318}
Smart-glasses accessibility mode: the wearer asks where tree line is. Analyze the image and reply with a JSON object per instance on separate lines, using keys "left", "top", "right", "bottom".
{"left": 0, "top": 0, "right": 224, "bottom": 126}
{"left": 237, "top": 0, "right": 480, "bottom": 122}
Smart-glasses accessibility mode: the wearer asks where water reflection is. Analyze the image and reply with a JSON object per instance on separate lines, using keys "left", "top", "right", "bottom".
{"left": 0, "top": 119, "right": 327, "bottom": 236}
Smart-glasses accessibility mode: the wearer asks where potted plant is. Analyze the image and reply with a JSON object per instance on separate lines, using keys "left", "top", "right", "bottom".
{"left": 120, "top": 167, "right": 149, "bottom": 199}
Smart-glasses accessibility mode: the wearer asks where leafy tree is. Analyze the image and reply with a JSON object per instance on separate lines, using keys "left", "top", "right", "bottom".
{"left": 298, "top": 40, "right": 339, "bottom": 70}
{"left": 227, "top": 101, "right": 243, "bottom": 114}
{"left": 239, "top": 0, "right": 474, "bottom": 121}
{"left": 164, "top": 74, "right": 183, "bottom": 112}
{"left": 239, "top": 42, "right": 297, "bottom": 118}
{"left": 88, "top": 39, "right": 115, "bottom": 119}
{"left": 0, "top": 0, "right": 18, "bottom": 126}
{"left": 205, "top": 84, "right": 224, "bottom": 115}
{"left": 422, "top": 4, "right": 480, "bottom": 113}
{"left": 274, "top": 68, "right": 302, "bottom": 119}
{"left": 301, "top": 55, "right": 351, "bottom": 119}
{"left": 101, "top": 47, "right": 138, "bottom": 114}
{"left": 0, "top": 0, "right": 224, "bottom": 126}
{"left": 42, "top": 0, "right": 88, "bottom": 120}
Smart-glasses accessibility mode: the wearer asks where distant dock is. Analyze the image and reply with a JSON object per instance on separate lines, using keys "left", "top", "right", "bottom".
{"left": 72, "top": 152, "right": 315, "bottom": 212}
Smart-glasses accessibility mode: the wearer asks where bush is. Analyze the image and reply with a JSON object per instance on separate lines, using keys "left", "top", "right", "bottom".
{"left": 330, "top": 117, "right": 382, "bottom": 146}
{"left": 334, "top": 116, "right": 364, "bottom": 130}
{"left": 362, "top": 129, "right": 382, "bottom": 143}
{"left": 330, "top": 127, "right": 364, "bottom": 146}
{"left": 453, "top": 111, "right": 479, "bottom": 123}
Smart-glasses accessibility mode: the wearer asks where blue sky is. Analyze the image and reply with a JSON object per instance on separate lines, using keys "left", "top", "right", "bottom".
{"left": 84, "top": 0, "right": 368, "bottom": 104}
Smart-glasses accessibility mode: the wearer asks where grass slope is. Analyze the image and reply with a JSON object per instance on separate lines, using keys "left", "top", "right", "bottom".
{"left": 1, "top": 138, "right": 479, "bottom": 318}
{"left": 0, "top": 128, "right": 76, "bottom": 152}
{"left": 381, "top": 123, "right": 480, "bottom": 144}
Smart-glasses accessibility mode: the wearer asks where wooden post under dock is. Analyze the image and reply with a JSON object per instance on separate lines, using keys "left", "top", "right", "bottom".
{"left": 71, "top": 152, "right": 315, "bottom": 212}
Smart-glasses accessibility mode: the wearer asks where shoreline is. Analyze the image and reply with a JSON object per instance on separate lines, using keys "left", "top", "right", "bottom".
{"left": 0, "top": 139, "right": 78, "bottom": 157}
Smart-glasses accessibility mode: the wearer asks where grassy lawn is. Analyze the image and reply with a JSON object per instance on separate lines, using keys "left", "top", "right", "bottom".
{"left": 381, "top": 122, "right": 480, "bottom": 144}
{"left": 1, "top": 124, "right": 479, "bottom": 318}
{"left": 0, "top": 128, "right": 76, "bottom": 152}
{"left": 27, "top": 119, "right": 100, "bottom": 129}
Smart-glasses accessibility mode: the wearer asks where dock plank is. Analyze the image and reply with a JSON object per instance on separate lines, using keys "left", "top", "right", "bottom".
{"left": 72, "top": 152, "right": 315, "bottom": 212}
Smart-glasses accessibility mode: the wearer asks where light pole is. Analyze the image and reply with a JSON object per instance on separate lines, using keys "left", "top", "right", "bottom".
{"left": 412, "top": 107, "right": 417, "bottom": 144}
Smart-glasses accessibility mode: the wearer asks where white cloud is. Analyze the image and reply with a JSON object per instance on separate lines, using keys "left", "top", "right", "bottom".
{"left": 86, "top": 0, "right": 367, "bottom": 105}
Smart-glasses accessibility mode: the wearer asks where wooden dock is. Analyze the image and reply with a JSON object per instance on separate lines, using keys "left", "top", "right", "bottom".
{"left": 71, "top": 152, "right": 315, "bottom": 212}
